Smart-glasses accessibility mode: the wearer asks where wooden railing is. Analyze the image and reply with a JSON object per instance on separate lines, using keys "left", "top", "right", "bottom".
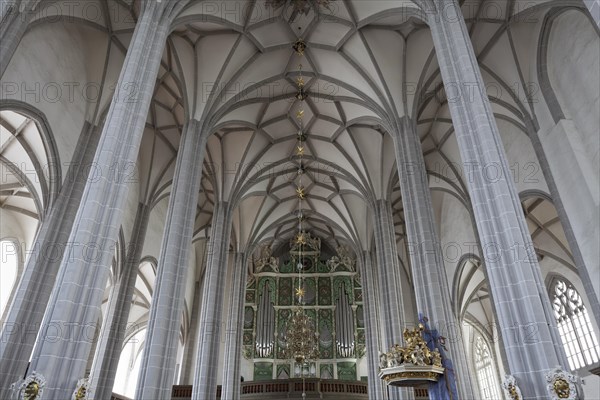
{"left": 115, "top": 379, "right": 428, "bottom": 399}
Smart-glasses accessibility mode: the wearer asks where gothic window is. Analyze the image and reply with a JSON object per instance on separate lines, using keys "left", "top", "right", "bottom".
{"left": 113, "top": 329, "right": 146, "bottom": 398}
{"left": 551, "top": 278, "right": 600, "bottom": 370}
{"left": 0, "top": 240, "right": 19, "bottom": 317}
{"left": 474, "top": 336, "right": 502, "bottom": 400}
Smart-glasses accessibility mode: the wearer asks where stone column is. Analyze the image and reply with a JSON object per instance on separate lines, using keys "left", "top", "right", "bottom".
{"left": 0, "top": 121, "right": 99, "bottom": 396}
{"left": 373, "top": 199, "right": 413, "bottom": 400}
{"left": 89, "top": 202, "right": 151, "bottom": 400}
{"left": 135, "top": 119, "right": 208, "bottom": 399}
{"left": 395, "top": 117, "right": 476, "bottom": 399}
{"left": 20, "top": 3, "right": 183, "bottom": 398}
{"left": 359, "top": 251, "right": 386, "bottom": 400}
{"left": 0, "top": 0, "right": 35, "bottom": 78}
{"left": 426, "top": 1, "right": 568, "bottom": 397}
{"left": 180, "top": 279, "right": 202, "bottom": 385}
{"left": 221, "top": 252, "right": 247, "bottom": 400}
{"left": 192, "top": 202, "right": 233, "bottom": 400}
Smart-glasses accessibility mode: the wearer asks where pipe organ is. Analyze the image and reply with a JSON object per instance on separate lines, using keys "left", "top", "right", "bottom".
{"left": 244, "top": 235, "right": 365, "bottom": 381}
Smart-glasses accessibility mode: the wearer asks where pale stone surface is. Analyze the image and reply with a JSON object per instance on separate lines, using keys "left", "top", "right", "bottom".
{"left": 0, "top": 1, "right": 597, "bottom": 399}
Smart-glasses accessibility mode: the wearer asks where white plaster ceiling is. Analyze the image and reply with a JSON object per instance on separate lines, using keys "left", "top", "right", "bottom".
{"left": 2, "top": 0, "right": 585, "bottom": 336}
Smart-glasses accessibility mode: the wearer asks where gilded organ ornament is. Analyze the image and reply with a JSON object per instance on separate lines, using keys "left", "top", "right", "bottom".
{"left": 255, "top": 245, "right": 279, "bottom": 273}
{"left": 326, "top": 245, "right": 355, "bottom": 272}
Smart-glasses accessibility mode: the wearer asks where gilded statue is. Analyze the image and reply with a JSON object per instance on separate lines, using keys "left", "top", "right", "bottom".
{"left": 379, "top": 324, "right": 443, "bottom": 370}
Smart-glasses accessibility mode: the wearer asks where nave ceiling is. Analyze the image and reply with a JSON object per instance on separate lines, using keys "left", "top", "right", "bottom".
{"left": 2, "top": 0, "right": 596, "bottom": 341}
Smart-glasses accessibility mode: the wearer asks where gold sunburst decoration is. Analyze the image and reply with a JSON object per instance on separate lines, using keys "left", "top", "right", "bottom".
{"left": 295, "top": 232, "right": 306, "bottom": 245}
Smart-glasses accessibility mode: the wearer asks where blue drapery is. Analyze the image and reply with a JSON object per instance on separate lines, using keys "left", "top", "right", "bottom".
{"left": 419, "top": 313, "right": 459, "bottom": 400}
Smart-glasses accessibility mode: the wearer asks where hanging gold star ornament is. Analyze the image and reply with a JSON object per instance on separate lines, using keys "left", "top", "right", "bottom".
{"left": 295, "top": 232, "right": 306, "bottom": 245}
{"left": 281, "top": 18, "right": 320, "bottom": 374}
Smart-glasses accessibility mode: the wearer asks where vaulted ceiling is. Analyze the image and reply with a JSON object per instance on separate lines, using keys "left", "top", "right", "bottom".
{"left": 2, "top": 0, "right": 589, "bottom": 336}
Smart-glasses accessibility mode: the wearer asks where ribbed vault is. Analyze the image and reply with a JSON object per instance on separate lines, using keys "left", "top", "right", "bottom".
{"left": 2, "top": 0, "right": 593, "bottom": 361}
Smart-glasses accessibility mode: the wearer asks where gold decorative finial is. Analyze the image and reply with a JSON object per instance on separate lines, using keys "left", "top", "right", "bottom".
{"left": 295, "top": 232, "right": 306, "bottom": 245}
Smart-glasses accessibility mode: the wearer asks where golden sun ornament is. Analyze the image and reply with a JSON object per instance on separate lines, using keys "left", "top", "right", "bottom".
{"left": 280, "top": 23, "right": 320, "bottom": 382}
{"left": 296, "top": 186, "right": 306, "bottom": 200}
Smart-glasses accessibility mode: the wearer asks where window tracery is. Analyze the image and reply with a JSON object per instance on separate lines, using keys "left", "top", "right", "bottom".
{"left": 551, "top": 278, "right": 600, "bottom": 370}
{"left": 473, "top": 335, "right": 502, "bottom": 400}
